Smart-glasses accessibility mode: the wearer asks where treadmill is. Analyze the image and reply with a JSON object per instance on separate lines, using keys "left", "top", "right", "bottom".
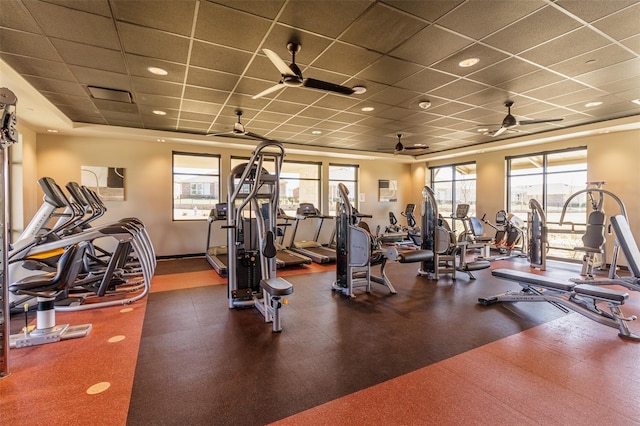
{"left": 274, "top": 208, "right": 312, "bottom": 268}
{"left": 205, "top": 203, "right": 228, "bottom": 276}
{"left": 289, "top": 203, "right": 337, "bottom": 264}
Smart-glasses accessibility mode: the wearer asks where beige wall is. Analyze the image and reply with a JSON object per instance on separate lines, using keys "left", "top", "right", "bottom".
{"left": 33, "top": 134, "right": 413, "bottom": 256}
{"left": 23, "top": 128, "right": 640, "bottom": 260}
{"left": 424, "top": 129, "right": 640, "bottom": 265}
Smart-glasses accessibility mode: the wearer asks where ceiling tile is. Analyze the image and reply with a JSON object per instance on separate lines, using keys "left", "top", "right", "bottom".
{"left": 555, "top": 0, "right": 637, "bottom": 23}
{"left": 25, "top": 76, "right": 86, "bottom": 96}
{"left": 382, "top": 0, "right": 463, "bottom": 22}
{"left": 574, "top": 58, "right": 640, "bottom": 87}
{"left": 357, "top": 56, "right": 423, "bottom": 86}
{"left": 340, "top": 3, "right": 426, "bottom": 53}
{"left": 125, "top": 55, "right": 186, "bottom": 83}
{"left": 24, "top": 0, "right": 119, "bottom": 49}
{"left": 208, "top": 0, "right": 285, "bottom": 20}
{"left": 195, "top": 1, "right": 272, "bottom": 51}
{"left": 131, "top": 77, "right": 184, "bottom": 97}
{"left": 367, "top": 86, "right": 420, "bottom": 106}
{"left": 190, "top": 41, "right": 252, "bottom": 74}
{"left": 431, "top": 43, "right": 509, "bottom": 77}
{"left": 183, "top": 85, "right": 230, "bottom": 104}
{"left": 51, "top": 39, "right": 127, "bottom": 73}
{"left": 135, "top": 93, "right": 182, "bottom": 109}
{"left": 278, "top": 1, "right": 372, "bottom": 38}
{"left": 519, "top": 28, "right": 611, "bottom": 67}
{"left": 395, "top": 68, "right": 457, "bottom": 93}
{"left": 497, "top": 69, "right": 564, "bottom": 95}
{"left": 437, "top": 0, "right": 546, "bottom": 40}
{"left": 592, "top": 3, "right": 640, "bottom": 41}
{"left": 547, "top": 44, "right": 635, "bottom": 77}
{"left": 41, "top": 0, "right": 112, "bottom": 17}
{"left": 429, "top": 79, "right": 486, "bottom": 100}
{"left": 0, "top": 28, "right": 61, "bottom": 61}
{"left": 69, "top": 65, "right": 131, "bottom": 90}
{"left": 483, "top": 5, "right": 582, "bottom": 54}
{"left": 312, "top": 41, "right": 382, "bottom": 76}
{"left": 0, "top": 0, "right": 42, "bottom": 33}
{"left": 390, "top": 25, "right": 472, "bottom": 67}
{"left": 1, "top": 54, "right": 74, "bottom": 81}
{"left": 186, "top": 67, "right": 238, "bottom": 92}
{"left": 112, "top": 0, "right": 196, "bottom": 36}
{"left": 118, "top": 22, "right": 190, "bottom": 63}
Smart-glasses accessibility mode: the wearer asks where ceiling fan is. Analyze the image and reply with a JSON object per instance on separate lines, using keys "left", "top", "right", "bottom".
{"left": 252, "top": 42, "right": 357, "bottom": 99}
{"left": 480, "top": 100, "right": 564, "bottom": 137}
{"left": 207, "top": 110, "right": 269, "bottom": 141}
{"left": 394, "top": 134, "right": 428, "bottom": 155}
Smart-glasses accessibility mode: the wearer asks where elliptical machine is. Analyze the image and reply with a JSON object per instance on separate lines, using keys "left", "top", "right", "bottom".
{"left": 226, "top": 140, "right": 293, "bottom": 332}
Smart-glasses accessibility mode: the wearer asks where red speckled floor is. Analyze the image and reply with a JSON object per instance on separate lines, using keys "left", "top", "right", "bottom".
{"left": 2, "top": 257, "right": 640, "bottom": 425}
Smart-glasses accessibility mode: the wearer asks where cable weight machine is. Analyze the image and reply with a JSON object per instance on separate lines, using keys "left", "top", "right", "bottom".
{"left": 226, "top": 140, "right": 293, "bottom": 332}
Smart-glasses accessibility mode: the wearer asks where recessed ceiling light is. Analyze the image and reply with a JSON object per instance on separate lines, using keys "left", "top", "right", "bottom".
{"left": 311, "top": 130, "right": 322, "bottom": 135}
{"left": 46, "top": 129, "right": 59, "bottom": 133}
{"left": 352, "top": 86, "right": 367, "bottom": 95}
{"left": 458, "top": 57, "right": 479, "bottom": 68}
{"left": 413, "top": 143, "right": 426, "bottom": 147}
{"left": 361, "top": 106, "right": 374, "bottom": 112}
{"left": 632, "top": 99, "right": 640, "bottom": 106}
{"left": 477, "top": 128, "right": 489, "bottom": 133}
{"left": 152, "top": 110, "right": 167, "bottom": 115}
{"left": 147, "top": 66, "right": 168, "bottom": 76}
{"left": 156, "top": 138, "right": 166, "bottom": 142}
{"left": 585, "top": 101, "right": 603, "bottom": 108}
{"left": 418, "top": 100, "right": 431, "bottom": 109}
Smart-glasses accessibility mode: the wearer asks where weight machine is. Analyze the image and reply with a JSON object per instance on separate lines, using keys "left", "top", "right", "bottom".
{"left": 528, "top": 198, "right": 548, "bottom": 271}
{"left": 419, "top": 186, "right": 490, "bottom": 280}
{"left": 226, "top": 140, "right": 292, "bottom": 332}
{"left": 1, "top": 87, "right": 18, "bottom": 377}
{"left": 559, "top": 181, "right": 627, "bottom": 278}
{"left": 331, "top": 183, "right": 399, "bottom": 298}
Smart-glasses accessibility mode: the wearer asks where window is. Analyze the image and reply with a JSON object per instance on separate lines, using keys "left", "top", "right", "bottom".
{"left": 329, "top": 164, "right": 358, "bottom": 213}
{"left": 172, "top": 152, "right": 220, "bottom": 221}
{"left": 230, "top": 158, "right": 321, "bottom": 216}
{"left": 507, "top": 147, "right": 587, "bottom": 259}
{"left": 430, "top": 162, "right": 477, "bottom": 229}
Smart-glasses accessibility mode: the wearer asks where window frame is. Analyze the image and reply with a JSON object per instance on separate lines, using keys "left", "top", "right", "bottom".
{"left": 172, "top": 151, "right": 221, "bottom": 222}
{"left": 329, "top": 163, "right": 359, "bottom": 212}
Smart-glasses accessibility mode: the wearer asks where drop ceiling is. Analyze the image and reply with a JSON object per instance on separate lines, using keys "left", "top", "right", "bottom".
{"left": 1, "top": 0, "right": 639, "bottom": 156}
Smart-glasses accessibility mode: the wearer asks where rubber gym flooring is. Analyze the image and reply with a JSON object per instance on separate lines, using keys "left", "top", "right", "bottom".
{"left": 2, "top": 256, "right": 640, "bottom": 425}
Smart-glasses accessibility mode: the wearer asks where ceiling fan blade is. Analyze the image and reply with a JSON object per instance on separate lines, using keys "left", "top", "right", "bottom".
{"left": 492, "top": 126, "right": 508, "bottom": 137}
{"left": 244, "top": 131, "right": 271, "bottom": 141}
{"left": 252, "top": 83, "right": 285, "bottom": 99}
{"left": 262, "top": 48, "right": 296, "bottom": 77}
{"left": 303, "top": 78, "right": 354, "bottom": 95}
{"left": 518, "top": 118, "right": 564, "bottom": 125}
{"left": 404, "top": 146, "right": 428, "bottom": 151}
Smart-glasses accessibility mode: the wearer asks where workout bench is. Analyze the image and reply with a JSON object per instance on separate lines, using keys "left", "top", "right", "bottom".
{"left": 479, "top": 268, "right": 639, "bottom": 341}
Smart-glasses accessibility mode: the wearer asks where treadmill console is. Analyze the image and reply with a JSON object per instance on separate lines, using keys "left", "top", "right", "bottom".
{"left": 214, "top": 203, "right": 228, "bottom": 220}
{"left": 455, "top": 203, "right": 470, "bottom": 219}
{"left": 297, "top": 203, "right": 317, "bottom": 217}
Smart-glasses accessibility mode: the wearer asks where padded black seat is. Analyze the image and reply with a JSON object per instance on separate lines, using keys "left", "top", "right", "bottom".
{"left": 574, "top": 284, "right": 627, "bottom": 303}
{"left": 464, "top": 260, "right": 491, "bottom": 271}
{"left": 260, "top": 277, "right": 293, "bottom": 296}
{"left": 10, "top": 244, "right": 84, "bottom": 296}
{"left": 492, "top": 268, "right": 575, "bottom": 292}
{"left": 398, "top": 249, "right": 433, "bottom": 263}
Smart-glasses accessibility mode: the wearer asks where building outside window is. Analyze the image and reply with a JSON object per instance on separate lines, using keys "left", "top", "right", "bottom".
{"left": 507, "top": 147, "right": 587, "bottom": 260}
{"left": 173, "top": 152, "right": 220, "bottom": 221}
{"left": 329, "top": 164, "right": 358, "bottom": 214}
{"left": 230, "top": 158, "right": 321, "bottom": 216}
{"left": 430, "top": 162, "right": 477, "bottom": 230}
